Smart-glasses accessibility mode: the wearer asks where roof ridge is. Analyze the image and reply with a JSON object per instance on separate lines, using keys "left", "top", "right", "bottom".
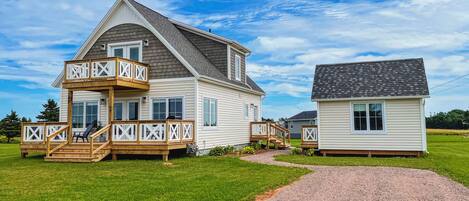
{"left": 316, "top": 58, "right": 423, "bottom": 67}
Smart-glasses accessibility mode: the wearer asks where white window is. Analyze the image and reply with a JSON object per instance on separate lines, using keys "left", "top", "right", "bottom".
{"left": 235, "top": 54, "right": 241, "bottom": 81}
{"left": 108, "top": 41, "right": 143, "bottom": 62}
{"left": 253, "top": 105, "right": 259, "bottom": 122}
{"left": 243, "top": 104, "right": 249, "bottom": 119}
{"left": 72, "top": 101, "right": 99, "bottom": 129}
{"left": 204, "top": 98, "right": 217, "bottom": 127}
{"left": 152, "top": 97, "right": 184, "bottom": 120}
{"left": 352, "top": 102, "right": 385, "bottom": 133}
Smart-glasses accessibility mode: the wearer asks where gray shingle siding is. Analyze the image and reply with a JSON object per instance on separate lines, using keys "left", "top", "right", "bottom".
{"left": 178, "top": 28, "right": 228, "bottom": 77}
{"left": 83, "top": 23, "right": 192, "bottom": 79}
{"left": 230, "top": 48, "right": 246, "bottom": 83}
{"left": 312, "top": 58, "right": 429, "bottom": 99}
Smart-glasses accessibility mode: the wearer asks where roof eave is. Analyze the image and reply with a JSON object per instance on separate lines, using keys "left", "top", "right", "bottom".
{"left": 312, "top": 95, "right": 430, "bottom": 102}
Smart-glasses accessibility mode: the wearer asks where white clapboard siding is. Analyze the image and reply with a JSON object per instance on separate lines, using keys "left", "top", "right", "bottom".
{"left": 318, "top": 99, "right": 424, "bottom": 151}
{"left": 196, "top": 80, "right": 262, "bottom": 150}
{"left": 59, "top": 78, "right": 196, "bottom": 123}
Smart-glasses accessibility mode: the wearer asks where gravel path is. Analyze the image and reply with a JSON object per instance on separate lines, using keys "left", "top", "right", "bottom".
{"left": 241, "top": 150, "right": 469, "bottom": 201}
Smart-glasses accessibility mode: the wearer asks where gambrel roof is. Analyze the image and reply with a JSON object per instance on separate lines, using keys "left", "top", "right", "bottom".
{"left": 53, "top": 0, "right": 264, "bottom": 95}
{"left": 312, "top": 58, "right": 429, "bottom": 100}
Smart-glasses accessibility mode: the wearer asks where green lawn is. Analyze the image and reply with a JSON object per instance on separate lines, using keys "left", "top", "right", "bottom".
{"left": 278, "top": 135, "right": 469, "bottom": 187}
{"left": 0, "top": 145, "right": 310, "bottom": 201}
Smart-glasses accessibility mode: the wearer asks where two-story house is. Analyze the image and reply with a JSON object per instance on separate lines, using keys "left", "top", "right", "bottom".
{"left": 20, "top": 0, "right": 267, "bottom": 162}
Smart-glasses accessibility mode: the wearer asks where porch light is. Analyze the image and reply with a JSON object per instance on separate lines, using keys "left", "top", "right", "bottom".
{"left": 100, "top": 44, "right": 106, "bottom": 50}
{"left": 141, "top": 96, "right": 148, "bottom": 103}
{"left": 100, "top": 98, "right": 106, "bottom": 104}
{"left": 143, "top": 39, "right": 149, "bottom": 46}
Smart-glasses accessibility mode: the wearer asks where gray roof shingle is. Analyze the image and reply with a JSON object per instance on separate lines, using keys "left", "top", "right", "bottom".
{"left": 128, "top": 0, "right": 264, "bottom": 94}
{"left": 288, "top": 111, "right": 317, "bottom": 120}
{"left": 312, "top": 58, "right": 429, "bottom": 100}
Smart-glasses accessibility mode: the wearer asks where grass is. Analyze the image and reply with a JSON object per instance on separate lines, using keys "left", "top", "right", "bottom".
{"left": 0, "top": 145, "right": 310, "bottom": 201}
{"left": 427, "top": 128, "right": 469, "bottom": 135}
{"left": 278, "top": 134, "right": 469, "bottom": 187}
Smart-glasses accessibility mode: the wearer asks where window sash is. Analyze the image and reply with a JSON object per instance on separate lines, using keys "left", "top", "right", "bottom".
{"left": 152, "top": 97, "right": 183, "bottom": 120}
{"left": 114, "top": 102, "right": 123, "bottom": 120}
{"left": 352, "top": 103, "right": 384, "bottom": 133}
{"left": 243, "top": 104, "right": 249, "bottom": 119}
{"left": 235, "top": 55, "right": 241, "bottom": 81}
{"left": 128, "top": 101, "right": 139, "bottom": 120}
{"left": 72, "top": 101, "right": 98, "bottom": 129}
{"left": 204, "top": 98, "right": 217, "bottom": 127}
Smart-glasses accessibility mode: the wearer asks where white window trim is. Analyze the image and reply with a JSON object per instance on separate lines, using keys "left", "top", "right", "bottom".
{"left": 203, "top": 97, "right": 218, "bottom": 128}
{"left": 149, "top": 96, "right": 185, "bottom": 120}
{"left": 107, "top": 40, "right": 143, "bottom": 62}
{"left": 234, "top": 54, "right": 241, "bottom": 81}
{"left": 72, "top": 100, "right": 100, "bottom": 131}
{"left": 350, "top": 101, "right": 386, "bottom": 135}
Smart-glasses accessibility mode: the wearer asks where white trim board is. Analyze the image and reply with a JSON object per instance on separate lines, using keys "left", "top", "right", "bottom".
{"left": 314, "top": 95, "right": 430, "bottom": 102}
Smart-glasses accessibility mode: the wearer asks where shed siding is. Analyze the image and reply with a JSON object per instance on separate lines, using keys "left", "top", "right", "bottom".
{"left": 318, "top": 99, "right": 424, "bottom": 151}
{"left": 59, "top": 78, "right": 196, "bottom": 124}
{"left": 196, "top": 80, "right": 262, "bottom": 150}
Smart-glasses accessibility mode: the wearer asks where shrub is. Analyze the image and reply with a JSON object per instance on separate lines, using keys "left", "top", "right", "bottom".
{"left": 208, "top": 146, "right": 226, "bottom": 156}
{"left": 242, "top": 146, "right": 255, "bottom": 154}
{"left": 290, "top": 147, "right": 302, "bottom": 155}
{"left": 223, "top": 145, "right": 235, "bottom": 153}
{"left": 251, "top": 142, "right": 262, "bottom": 150}
{"left": 304, "top": 149, "right": 315, "bottom": 156}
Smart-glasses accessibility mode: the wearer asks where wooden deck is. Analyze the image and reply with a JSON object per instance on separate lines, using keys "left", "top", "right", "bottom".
{"left": 21, "top": 120, "right": 195, "bottom": 162}
{"left": 249, "top": 122, "right": 291, "bottom": 149}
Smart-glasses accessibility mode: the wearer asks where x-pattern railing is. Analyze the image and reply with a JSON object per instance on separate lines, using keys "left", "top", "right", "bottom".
{"left": 302, "top": 126, "right": 318, "bottom": 142}
{"left": 64, "top": 57, "right": 149, "bottom": 82}
{"left": 111, "top": 120, "right": 195, "bottom": 144}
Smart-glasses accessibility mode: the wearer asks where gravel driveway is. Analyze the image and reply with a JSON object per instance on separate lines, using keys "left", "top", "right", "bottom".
{"left": 241, "top": 150, "right": 469, "bottom": 201}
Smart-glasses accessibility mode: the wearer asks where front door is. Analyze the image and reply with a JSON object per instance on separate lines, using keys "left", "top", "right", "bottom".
{"left": 114, "top": 100, "right": 140, "bottom": 121}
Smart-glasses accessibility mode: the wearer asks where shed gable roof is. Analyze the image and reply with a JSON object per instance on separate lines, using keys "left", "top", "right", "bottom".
{"left": 312, "top": 58, "right": 429, "bottom": 100}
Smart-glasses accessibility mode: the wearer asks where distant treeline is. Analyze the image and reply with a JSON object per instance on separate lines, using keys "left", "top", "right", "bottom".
{"left": 426, "top": 109, "right": 469, "bottom": 129}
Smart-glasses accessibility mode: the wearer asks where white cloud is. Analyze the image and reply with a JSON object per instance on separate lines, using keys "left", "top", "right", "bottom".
{"left": 251, "top": 36, "right": 309, "bottom": 52}
{"left": 263, "top": 82, "right": 310, "bottom": 97}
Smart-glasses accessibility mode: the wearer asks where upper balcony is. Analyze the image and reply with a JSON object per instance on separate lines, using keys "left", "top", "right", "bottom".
{"left": 63, "top": 57, "right": 149, "bottom": 91}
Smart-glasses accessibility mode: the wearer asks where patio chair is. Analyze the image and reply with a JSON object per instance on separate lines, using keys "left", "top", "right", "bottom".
{"left": 73, "top": 120, "right": 97, "bottom": 143}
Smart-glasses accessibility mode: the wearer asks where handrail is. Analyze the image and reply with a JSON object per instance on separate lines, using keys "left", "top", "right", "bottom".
{"left": 90, "top": 124, "right": 111, "bottom": 158}
{"left": 45, "top": 125, "right": 69, "bottom": 156}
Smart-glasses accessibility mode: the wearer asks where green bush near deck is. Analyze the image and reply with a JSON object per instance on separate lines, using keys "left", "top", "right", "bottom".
{"left": 0, "top": 144, "right": 310, "bottom": 201}
{"left": 276, "top": 135, "right": 469, "bottom": 187}
{"left": 208, "top": 146, "right": 226, "bottom": 156}
{"left": 242, "top": 146, "right": 255, "bottom": 154}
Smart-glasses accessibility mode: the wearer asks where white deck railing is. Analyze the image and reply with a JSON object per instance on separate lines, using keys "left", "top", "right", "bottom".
{"left": 302, "top": 126, "right": 318, "bottom": 142}
{"left": 65, "top": 57, "right": 149, "bottom": 82}
{"left": 112, "top": 120, "right": 194, "bottom": 143}
{"left": 22, "top": 122, "right": 68, "bottom": 143}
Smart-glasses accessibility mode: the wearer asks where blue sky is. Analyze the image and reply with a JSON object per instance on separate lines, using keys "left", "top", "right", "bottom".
{"left": 0, "top": 0, "right": 468, "bottom": 120}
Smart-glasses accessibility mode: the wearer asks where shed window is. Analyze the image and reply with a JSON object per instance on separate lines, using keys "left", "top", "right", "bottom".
{"left": 352, "top": 103, "right": 384, "bottom": 133}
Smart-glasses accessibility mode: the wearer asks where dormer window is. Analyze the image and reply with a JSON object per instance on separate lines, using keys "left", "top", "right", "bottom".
{"left": 235, "top": 54, "right": 241, "bottom": 81}
{"left": 107, "top": 41, "right": 143, "bottom": 62}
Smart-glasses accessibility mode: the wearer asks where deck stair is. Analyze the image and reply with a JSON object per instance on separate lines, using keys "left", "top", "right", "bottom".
{"left": 44, "top": 143, "right": 111, "bottom": 162}
{"left": 250, "top": 122, "right": 291, "bottom": 149}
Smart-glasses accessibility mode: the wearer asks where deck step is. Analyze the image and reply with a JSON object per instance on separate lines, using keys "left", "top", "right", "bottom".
{"left": 44, "top": 143, "right": 110, "bottom": 163}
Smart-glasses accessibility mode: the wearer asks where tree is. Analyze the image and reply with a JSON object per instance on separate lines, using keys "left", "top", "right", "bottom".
{"left": 0, "top": 111, "right": 22, "bottom": 143}
{"left": 36, "top": 99, "right": 59, "bottom": 122}
{"left": 426, "top": 109, "right": 469, "bottom": 129}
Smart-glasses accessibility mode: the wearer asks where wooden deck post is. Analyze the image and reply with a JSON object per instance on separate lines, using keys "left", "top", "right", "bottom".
{"left": 67, "top": 90, "right": 73, "bottom": 143}
{"left": 108, "top": 87, "right": 114, "bottom": 143}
